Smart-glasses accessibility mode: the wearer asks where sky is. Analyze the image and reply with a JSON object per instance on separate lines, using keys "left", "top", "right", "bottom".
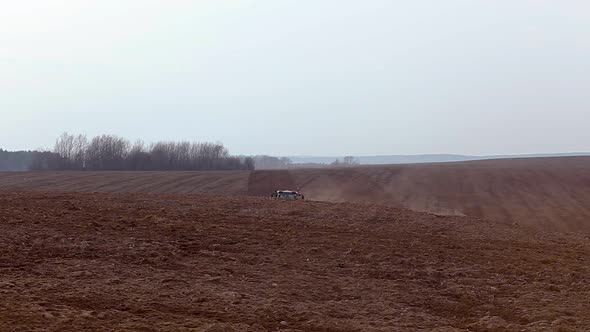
{"left": 1, "top": 0, "right": 589, "bottom": 156}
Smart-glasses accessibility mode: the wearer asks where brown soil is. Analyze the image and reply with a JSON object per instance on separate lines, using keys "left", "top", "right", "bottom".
{"left": 292, "top": 157, "right": 590, "bottom": 233}
{"left": 1, "top": 156, "right": 590, "bottom": 232}
{"left": 0, "top": 171, "right": 249, "bottom": 195}
{"left": 1, "top": 192, "right": 589, "bottom": 331}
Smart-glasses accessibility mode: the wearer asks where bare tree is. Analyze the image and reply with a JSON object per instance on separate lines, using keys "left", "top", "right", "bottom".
{"left": 54, "top": 132, "right": 75, "bottom": 167}
{"left": 127, "top": 140, "right": 151, "bottom": 170}
{"left": 72, "top": 134, "right": 88, "bottom": 169}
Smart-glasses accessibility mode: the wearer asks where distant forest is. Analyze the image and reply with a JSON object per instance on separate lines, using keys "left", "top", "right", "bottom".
{"left": 0, "top": 149, "right": 63, "bottom": 171}
{"left": 251, "top": 155, "right": 359, "bottom": 169}
{"left": 0, "top": 133, "right": 254, "bottom": 171}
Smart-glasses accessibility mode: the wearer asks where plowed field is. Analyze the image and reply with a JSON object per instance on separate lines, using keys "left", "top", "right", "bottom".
{"left": 1, "top": 157, "right": 590, "bottom": 232}
{"left": 1, "top": 192, "right": 589, "bottom": 331}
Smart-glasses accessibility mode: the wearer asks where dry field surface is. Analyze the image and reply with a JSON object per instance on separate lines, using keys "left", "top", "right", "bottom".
{"left": 1, "top": 192, "right": 590, "bottom": 331}
{"left": 1, "top": 157, "right": 590, "bottom": 232}
{"left": 0, "top": 171, "right": 249, "bottom": 196}
{"left": 292, "top": 157, "right": 590, "bottom": 233}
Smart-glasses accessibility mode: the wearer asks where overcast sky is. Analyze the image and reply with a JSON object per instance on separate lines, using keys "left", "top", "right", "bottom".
{"left": 1, "top": 1, "right": 589, "bottom": 156}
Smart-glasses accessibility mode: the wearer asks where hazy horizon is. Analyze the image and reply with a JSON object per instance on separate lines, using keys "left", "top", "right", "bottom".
{"left": 2, "top": 1, "right": 589, "bottom": 156}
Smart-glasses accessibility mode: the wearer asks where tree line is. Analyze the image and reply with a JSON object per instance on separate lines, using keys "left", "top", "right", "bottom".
{"left": 0, "top": 133, "right": 254, "bottom": 171}
{"left": 52, "top": 133, "right": 254, "bottom": 171}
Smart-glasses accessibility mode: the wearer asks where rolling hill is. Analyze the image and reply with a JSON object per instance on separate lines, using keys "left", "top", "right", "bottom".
{"left": 1, "top": 156, "right": 590, "bottom": 232}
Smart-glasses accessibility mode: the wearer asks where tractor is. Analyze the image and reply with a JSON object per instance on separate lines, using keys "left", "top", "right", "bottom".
{"left": 271, "top": 190, "right": 305, "bottom": 200}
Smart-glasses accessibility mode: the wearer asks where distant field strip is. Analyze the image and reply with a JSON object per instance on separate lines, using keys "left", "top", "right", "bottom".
{"left": 0, "top": 171, "right": 250, "bottom": 195}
